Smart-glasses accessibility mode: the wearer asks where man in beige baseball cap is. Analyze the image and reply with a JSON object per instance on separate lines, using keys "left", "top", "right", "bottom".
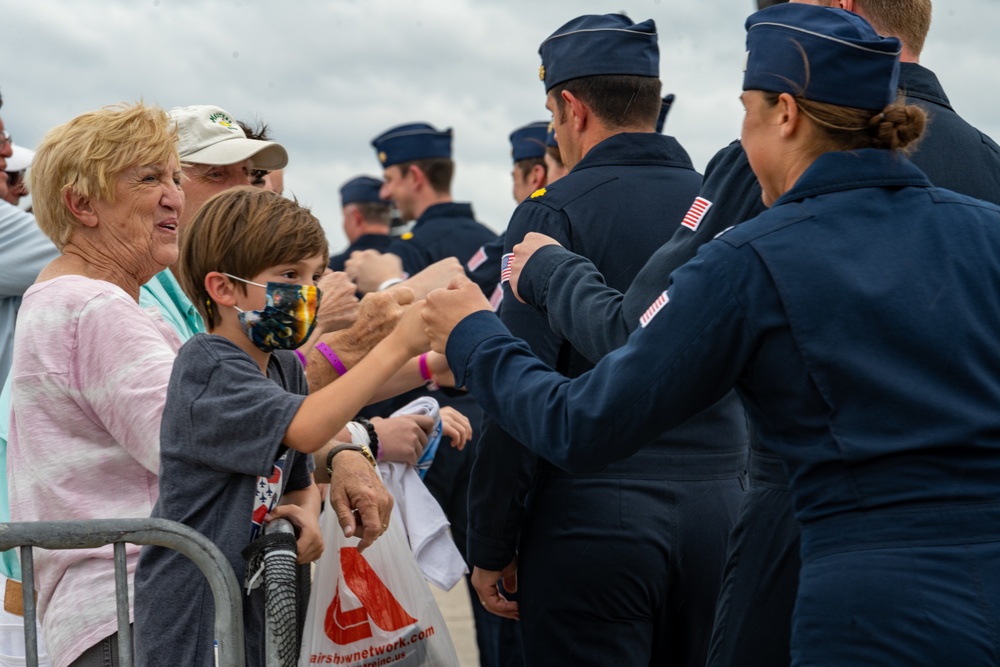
{"left": 138, "top": 104, "right": 289, "bottom": 340}
{"left": 170, "top": 104, "right": 288, "bottom": 231}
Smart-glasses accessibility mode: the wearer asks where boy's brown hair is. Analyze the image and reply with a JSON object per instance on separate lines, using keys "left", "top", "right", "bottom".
{"left": 180, "top": 186, "right": 329, "bottom": 330}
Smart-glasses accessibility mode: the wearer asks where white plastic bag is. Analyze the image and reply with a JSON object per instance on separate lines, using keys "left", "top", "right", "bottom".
{"left": 298, "top": 485, "right": 460, "bottom": 667}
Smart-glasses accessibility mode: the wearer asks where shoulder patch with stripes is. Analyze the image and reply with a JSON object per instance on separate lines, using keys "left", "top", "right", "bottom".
{"left": 680, "top": 197, "right": 713, "bottom": 232}
{"left": 639, "top": 290, "right": 669, "bottom": 328}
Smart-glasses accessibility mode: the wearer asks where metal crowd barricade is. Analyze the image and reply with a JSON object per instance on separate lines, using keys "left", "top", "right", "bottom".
{"left": 0, "top": 518, "right": 246, "bottom": 667}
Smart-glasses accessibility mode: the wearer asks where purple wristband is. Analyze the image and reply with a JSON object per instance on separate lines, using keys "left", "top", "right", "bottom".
{"left": 315, "top": 342, "right": 348, "bottom": 376}
{"left": 293, "top": 349, "right": 307, "bottom": 368}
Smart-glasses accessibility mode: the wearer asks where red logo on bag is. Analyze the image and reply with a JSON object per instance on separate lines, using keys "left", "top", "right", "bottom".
{"left": 324, "top": 547, "right": 418, "bottom": 645}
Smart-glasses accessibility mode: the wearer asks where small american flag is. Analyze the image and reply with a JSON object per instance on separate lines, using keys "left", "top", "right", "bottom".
{"left": 467, "top": 246, "right": 488, "bottom": 272}
{"left": 680, "top": 197, "right": 713, "bottom": 232}
{"left": 639, "top": 291, "right": 669, "bottom": 328}
{"left": 500, "top": 252, "right": 515, "bottom": 284}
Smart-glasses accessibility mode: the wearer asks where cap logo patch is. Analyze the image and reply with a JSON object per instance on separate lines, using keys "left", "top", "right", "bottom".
{"left": 680, "top": 197, "right": 713, "bottom": 232}
{"left": 208, "top": 112, "right": 239, "bottom": 132}
{"left": 539, "top": 64, "right": 545, "bottom": 81}
{"left": 744, "top": 50, "right": 750, "bottom": 73}
{"left": 500, "top": 252, "right": 515, "bottom": 285}
{"left": 530, "top": 187, "right": 546, "bottom": 199}
{"left": 378, "top": 151, "right": 388, "bottom": 164}
{"left": 639, "top": 291, "right": 669, "bottom": 329}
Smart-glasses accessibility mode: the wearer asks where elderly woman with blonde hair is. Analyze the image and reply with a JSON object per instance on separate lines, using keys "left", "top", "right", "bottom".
{"left": 6, "top": 103, "right": 183, "bottom": 666}
{"left": 4, "top": 102, "right": 394, "bottom": 667}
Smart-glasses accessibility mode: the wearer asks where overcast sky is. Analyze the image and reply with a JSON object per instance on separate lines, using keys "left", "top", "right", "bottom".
{"left": 4, "top": 0, "right": 998, "bottom": 252}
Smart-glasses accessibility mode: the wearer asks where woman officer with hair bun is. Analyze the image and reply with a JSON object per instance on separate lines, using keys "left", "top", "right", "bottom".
{"left": 416, "top": 3, "right": 1000, "bottom": 665}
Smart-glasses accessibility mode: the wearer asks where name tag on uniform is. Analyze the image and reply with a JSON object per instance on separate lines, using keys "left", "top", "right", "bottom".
{"left": 640, "top": 291, "right": 669, "bottom": 328}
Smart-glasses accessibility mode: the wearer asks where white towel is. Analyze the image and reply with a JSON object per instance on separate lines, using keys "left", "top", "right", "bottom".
{"left": 374, "top": 398, "right": 467, "bottom": 590}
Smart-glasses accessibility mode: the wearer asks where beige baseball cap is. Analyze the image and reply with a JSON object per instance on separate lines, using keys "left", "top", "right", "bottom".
{"left": 6, "top": 144, "right": 35, "bottom": 173}
{"left": 169, "top": 105, "right": 288, "bottom": 170}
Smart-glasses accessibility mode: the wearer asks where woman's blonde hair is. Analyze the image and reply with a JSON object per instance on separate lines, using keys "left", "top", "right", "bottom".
{"left": 28, "top": 102, "right": 178, "bottom": 249}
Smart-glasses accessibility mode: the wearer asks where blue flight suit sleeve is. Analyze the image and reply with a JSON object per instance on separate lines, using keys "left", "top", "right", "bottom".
{"left": 517, "top": 245, "right": 630, "bottom": 363}
{"left": 466, "top": 202, "right": 574, "bottom": 570}
{"left": 451, "top": 240, "right": 754, "bottom": 473}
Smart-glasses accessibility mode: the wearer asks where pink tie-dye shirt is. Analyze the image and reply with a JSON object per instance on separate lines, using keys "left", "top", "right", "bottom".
{"left": 7, "top": 275, "right": 181, "bottom": 667}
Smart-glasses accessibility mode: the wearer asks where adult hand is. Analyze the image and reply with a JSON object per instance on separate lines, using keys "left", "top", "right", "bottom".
{"left": 439, "top": 406, "right": 472, "bottom": 450}
{"left": 370, "top": 414, "right": 433, "bottom": 465}
{"left": 306, "top": 287, "right": 416, "bottom": 392}
{"left": 328, "top": 450, "right": 394, "bottom": 552}
{"left": 510, "top": 232, "right": 561, "bottom": 303}
{"left": 471, "top": 560, "right": 520, "bottom": 620}
{"left": 422, "top": 275, "right": 493, "bottom": 354}
{"left": 401, "top": 257, "right": 465, "bottom": 300}
{"left": 388, "top": 298, "right": 431, "bottom": 359}
{"left": 316, "top": 270, "right": 360, "bottom": 332}
{"left": 345, "top": 249, "right": 404, "bottom": 295}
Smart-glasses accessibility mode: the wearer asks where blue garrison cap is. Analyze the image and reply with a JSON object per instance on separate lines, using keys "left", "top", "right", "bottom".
{"left": 371, "top": 122, "right": 452, "bottom": 167}
{"left": 510, "top": 121, "right": 549, "bottom": 162}
{"left": 744, "top": 4, "right": 901, "bottom": 109}
{"left": 538, "top": 14, "right": 658, "bottom": 92}
{"left": 545, "top": 121, "right": 559, "bottom": 148}
{"left": 340, "top": 176, "right": 385, "bottom": 206}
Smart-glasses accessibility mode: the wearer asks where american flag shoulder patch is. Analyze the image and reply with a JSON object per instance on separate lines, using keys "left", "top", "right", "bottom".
{"left": 467, "top": 246, "right": 488, "bottom": 272}
{"left": 500, "top": 252, "right": 515, "bottom": 284}
{"left": 639, "top": 290, "right": 669, "bottom": 328}
{"left": 680, "top": 197, "right": 713, "bottom": 232}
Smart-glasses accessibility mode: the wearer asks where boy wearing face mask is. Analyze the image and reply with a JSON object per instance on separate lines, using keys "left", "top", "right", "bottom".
{"left": 133, "top": 186, "right": 429, "bottom": 667}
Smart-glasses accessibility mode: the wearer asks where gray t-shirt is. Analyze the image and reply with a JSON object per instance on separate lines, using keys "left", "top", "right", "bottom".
{"left": 135, "top": 334, "right": 313, "bottom": 666}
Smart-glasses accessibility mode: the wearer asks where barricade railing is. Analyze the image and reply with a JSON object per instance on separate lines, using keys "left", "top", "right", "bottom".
{"left": 0, "top": 518, "right": 246, "bottom": 667}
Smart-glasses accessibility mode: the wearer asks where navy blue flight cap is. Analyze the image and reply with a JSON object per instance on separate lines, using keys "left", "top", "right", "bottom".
{"left": 371, "top": 122, "right": 452, "bottom": 167}
{"left": 510, "top": 121, "right": 549, "bottom": 162}
{"left": 744, "top": 4, "right": 901, "bottom": 110}
{"left": 538, "top": 14, "right": 659, "bottom": 92}
{"left": 545, "top": 121, "right": 559, "bottom": 148}
{"left": 340, "top": 176, "right": 385, "bottom": 206}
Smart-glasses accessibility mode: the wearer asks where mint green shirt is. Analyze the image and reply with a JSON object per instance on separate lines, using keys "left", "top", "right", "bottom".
{"left": 138, "top": 269, "right": 205, "bottom": 341}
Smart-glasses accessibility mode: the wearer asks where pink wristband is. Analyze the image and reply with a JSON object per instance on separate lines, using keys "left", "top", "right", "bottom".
{"left": 419, "top": 353, "right": 440, "bottom": 391}
{"left": 293, "top": 349, "right": 307, "bottom": 367}
{"left": 316, "top": 342, "right": 348, "bottom": 376}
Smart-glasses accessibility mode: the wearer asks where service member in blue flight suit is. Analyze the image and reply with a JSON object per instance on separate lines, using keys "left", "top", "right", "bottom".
{"left": 467, "top": 15, "right": 747, "bottom": 667}
{"left": 369, "top": 122, "right": 496, "bottom": 277}
{"left": 328, "top": 176, "right": 394, "bottom": 272}
{"left": 364, "top": 122, "right": 505, "bottom": 667}
{"left": 510, "top": 1, "right": 1000, "bottom": 663}
{"left": 466, "top": 121, "right": 551, "bottom": 309}
{"left": 418, "top": 5, "right": 1000, "bottom": 665}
